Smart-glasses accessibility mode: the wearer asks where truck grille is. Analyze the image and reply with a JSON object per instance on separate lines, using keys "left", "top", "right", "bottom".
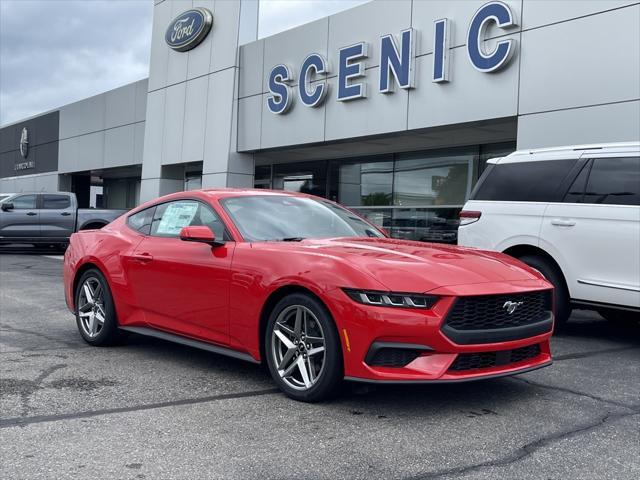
{"left": 445, "top": 290, "right": 552, "bottom": 330}
{"left": 448, "top": 344, "right": 541, "bottom": 372}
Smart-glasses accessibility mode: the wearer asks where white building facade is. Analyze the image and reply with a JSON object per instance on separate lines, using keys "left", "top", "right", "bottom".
{"left": 1, "top": 0, "right": 639, "bottom": 242}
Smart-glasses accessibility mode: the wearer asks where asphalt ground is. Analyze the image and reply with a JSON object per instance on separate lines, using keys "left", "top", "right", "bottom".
{"left": 0, "top": 248, "right": 638, "bottom": 479}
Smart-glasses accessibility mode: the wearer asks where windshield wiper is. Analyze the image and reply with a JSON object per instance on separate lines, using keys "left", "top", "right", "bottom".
{"left": 281, "top": 237, "right": 306, "bottom": 242}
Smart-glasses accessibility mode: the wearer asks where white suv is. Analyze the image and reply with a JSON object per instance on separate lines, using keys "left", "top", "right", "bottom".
{"left": 458, "top": 142, "right": 640, "bottom": 328}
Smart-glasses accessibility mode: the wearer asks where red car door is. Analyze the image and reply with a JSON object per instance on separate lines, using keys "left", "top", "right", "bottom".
{"left": 125, "top": 200, "right": 234, "bottom": 346}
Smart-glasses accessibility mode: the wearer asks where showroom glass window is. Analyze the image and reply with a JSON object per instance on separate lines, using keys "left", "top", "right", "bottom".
{"left": 11, "top": 194, "right": 37, "bottom": 209}
{"left": 255, "top": 142, "right": 516, "bottom": 244}
{"left": 254, "top": 165, "right": 272, "bottom": 189}
{"left": 184, "top": 173, "right": 202, "bottom": 191}
{"left": 272, "top": 161, "right": 328, "bottom": 198}
{"left": 332, "top": 155, "right": 393, "bottom": 207}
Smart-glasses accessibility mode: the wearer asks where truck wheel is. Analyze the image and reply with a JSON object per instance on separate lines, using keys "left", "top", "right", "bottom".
{"left": 74, "top": 269, "right": 122, "bottom": 346}
{"left": 518, "top": 254, "right": 571, "bottom": 331}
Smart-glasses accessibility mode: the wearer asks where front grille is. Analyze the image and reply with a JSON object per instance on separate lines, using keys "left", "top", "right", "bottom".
{"left": 445, "top": 290, "right": 552, "bottom": 330}
{"left": 448, "top": 344, "right": 541, "bottom": 372}
{"left": 367, "top": 348, "right": 420, "bottom": 368}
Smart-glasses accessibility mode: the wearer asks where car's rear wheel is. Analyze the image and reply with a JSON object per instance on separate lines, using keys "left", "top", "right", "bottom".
{"left": 517, "top": 254, "right": 571, "bottom": 331}
{"left": 74, "top": 269, "right": 121, "bottom": 346}
{"left": 265, "top": 293, "right": 343, "bottom": 402}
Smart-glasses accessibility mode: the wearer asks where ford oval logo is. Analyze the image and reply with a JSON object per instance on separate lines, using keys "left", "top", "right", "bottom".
{"left": 165, "top": 8, "right": 213, "bottom": 52}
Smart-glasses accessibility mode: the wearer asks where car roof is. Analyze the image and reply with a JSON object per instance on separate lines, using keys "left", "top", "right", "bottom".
{"left": 131, "top": 188, "right": 314, "bottom": 213}
{"left": 200, "top": 188, "right": 301, "bottom": 198}
{"left": 491, "top": 141, "right": 640, "bottom": 164}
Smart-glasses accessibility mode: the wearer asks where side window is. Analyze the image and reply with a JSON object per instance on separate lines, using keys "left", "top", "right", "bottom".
{"left": 583, "top": 157, "right": 640, "bottom": 206}
{"left": 472, "top": 159, "right": 577, "bottom": 202}
{"left": 196, "top": 204, "right": 227, "bottom": 240}
{"left": 563, "top": 163, "right": 590, "bottom": 203}
{"left": 11, "top": 194, "right": 37, "bottom": 209}
{"left": 150, "top": 200, "right": 228, "bottom": 239}
{"left": 42, "top": 194, "right": 71, "bottom": 209}
{"left": 127, "top": 207, "right": 155, "bottom": 235}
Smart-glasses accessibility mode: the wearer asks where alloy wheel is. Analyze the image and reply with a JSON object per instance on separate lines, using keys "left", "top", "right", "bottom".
{"left": 77, "top": 277, "right": 106, "bottom": 338}
{"left": 271, "top": 305, "right": 326, "bottom": 390}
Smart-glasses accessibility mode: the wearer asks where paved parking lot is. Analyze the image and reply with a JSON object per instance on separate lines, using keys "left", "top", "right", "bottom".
{"left": 1, "top": 251, "right": 638, "bottom": 479}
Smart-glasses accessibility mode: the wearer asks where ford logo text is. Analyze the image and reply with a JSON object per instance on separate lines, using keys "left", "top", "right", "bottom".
{"left": 165, "top": 8, "right": 213, "bottom": 52}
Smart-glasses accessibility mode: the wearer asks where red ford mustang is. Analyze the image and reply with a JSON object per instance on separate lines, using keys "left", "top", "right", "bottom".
{"left": 64, "top": 189, "right": 554, "bottom": 401}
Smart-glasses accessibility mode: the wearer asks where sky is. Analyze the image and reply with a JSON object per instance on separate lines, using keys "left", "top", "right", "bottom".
{"left": 0, "top": 0, "right": 368, "bottom": 126}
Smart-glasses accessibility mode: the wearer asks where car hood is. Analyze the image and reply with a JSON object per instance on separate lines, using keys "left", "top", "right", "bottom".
{"left": 284, "top": 237, "right": 544, "bottom": 293}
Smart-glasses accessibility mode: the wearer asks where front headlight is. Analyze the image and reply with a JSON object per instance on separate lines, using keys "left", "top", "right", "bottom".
{"left": 342, "top": 288, "right": 438, "bottom": 309}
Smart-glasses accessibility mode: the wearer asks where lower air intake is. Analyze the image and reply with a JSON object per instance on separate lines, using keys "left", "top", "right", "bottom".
{"left": 448, "top": 344, "right": 541, "bottom": 372}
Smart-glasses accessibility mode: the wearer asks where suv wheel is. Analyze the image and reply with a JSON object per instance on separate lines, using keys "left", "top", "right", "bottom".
{"left": 265, "top": 293, "right": 343, "bottom": 402}
{"left": 74, "top": 269, "right": 121, "bottom": 346}
{"left": 518, "top": 254, "right": 571, "bottom": 331}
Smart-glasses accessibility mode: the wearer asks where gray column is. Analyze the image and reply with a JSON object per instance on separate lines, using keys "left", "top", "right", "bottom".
{"left": 140, "top": 0, "right": 259, "bottom": 203}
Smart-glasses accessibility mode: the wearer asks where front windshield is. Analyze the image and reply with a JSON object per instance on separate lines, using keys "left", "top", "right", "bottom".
{"left": 0, "top": 195, "right": 10, "bottom": 203}
{"left": 221, "top": 195, "right": 384, "bottom": 242}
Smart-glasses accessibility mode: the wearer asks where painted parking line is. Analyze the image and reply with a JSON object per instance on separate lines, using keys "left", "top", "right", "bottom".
{"left": 42, "top": 255, "right": 64, "bottom": 260}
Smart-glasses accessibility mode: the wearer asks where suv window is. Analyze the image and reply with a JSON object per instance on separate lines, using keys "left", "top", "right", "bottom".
{"left": 563, "top": 163, "right": 590, "bottom": 203}
{"left": 583, "top": 157, "right": 640, "bottom": 206}
{"left": 472, "top": 159, "right": 577, "bottom": 202}
{"left": 127, "top": 207, "right": 155, "bottom": 235}
{"left": 150, "top": 200, "right": 227, "bottom": 239}
{"left": 11, "top": 194, "right": 37, "bottom": 209}
{"left": 42, "top": 194, "right": 71, "bottom": 209}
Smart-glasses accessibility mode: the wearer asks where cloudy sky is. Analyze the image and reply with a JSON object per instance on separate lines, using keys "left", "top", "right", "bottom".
{"left": 0, "top": 0, "right": 367, "bottom": 126}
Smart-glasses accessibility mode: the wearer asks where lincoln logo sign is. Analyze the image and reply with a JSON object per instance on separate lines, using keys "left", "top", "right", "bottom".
{"left": 165, "top": 8, "right": 213, "bottom": 52}
{"left": 267, "top": 1, "right": 517, "bottom": 114}
{"left": 19, "top": 127, "right": 29, "bottom": 158}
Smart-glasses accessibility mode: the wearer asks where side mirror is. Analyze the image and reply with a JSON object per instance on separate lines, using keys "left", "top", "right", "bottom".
{"left": 1, "top": 202, "right": 14, "bottom": 211}
{"left": 179, "top": 226, "right": 224, "bottom": 247}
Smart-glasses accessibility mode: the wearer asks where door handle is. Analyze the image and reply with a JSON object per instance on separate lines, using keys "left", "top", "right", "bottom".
{"left": 26, "top": 212, "right": 37, "bottom": 216}
{"left": 551, "top": 219, "right": 576, "bottom": 227}
{"left": 130, "top": 253, "right": 154, "bottom": 263}
{"left": 61, "top": 212, "right": 71, "bottom": 216}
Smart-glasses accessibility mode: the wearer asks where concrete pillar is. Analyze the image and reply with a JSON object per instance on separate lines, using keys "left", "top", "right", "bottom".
{"left": 140, "top": 0, "right": 259, "bottom": 204}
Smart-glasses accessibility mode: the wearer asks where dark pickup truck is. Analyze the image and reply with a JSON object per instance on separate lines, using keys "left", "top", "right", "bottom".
{"left": 0, "top": 192, "right": 126, "bottom": 249}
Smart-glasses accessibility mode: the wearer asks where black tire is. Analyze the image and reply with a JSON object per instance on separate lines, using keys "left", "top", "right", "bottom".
{"left": 518, "top": 254, "right": 571, "bottom": 331}
{"left": 74, "top": 268, "right": 121, "bottom": 346}
{"left": 598, "top": 308, "right": 639, "bottom": 324}
{"left": 47, "top": 243, "right": 67, "bottom": 253}
{"left": 265, "top": 293, "right": 343, "bottom": 402}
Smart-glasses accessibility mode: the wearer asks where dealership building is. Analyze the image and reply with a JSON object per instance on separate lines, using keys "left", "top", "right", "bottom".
{"left": 1, "top": 0, "right": 639, "bottom": 242}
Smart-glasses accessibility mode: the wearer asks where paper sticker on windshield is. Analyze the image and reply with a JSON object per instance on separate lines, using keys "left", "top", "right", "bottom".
{"left": 156, "top": 203, "right": 198, "bottom": 235}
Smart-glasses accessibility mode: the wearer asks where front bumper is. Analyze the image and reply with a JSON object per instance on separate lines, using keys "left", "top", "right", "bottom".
{"left": 345, "top": 360, "right": 553, "bottom": 384}
{"left": 326, "top": 282, "right": 554, "bottom": 383}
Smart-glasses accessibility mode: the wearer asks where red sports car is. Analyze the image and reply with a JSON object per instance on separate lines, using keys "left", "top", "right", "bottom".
{"left": 64, "top": 189, "right": 554, "bottom": 401}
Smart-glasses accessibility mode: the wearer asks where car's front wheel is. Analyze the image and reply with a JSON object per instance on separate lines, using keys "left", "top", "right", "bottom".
{"left": 74, "top": 269, "right": 121, "bottom": 346}
{"left": 265, "top": 293, "right": 343, "bottom": 402}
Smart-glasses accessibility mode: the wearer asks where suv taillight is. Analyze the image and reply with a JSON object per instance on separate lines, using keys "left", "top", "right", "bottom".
{"left": 459, "top": 210, "right": 481, "bottom": 226}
